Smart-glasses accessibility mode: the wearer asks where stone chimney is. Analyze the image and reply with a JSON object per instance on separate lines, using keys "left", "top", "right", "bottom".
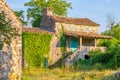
{"left": 44, "top": 7, "right": 53, "bottom": 16}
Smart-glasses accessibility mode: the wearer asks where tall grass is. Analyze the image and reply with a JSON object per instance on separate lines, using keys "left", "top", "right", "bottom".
{"left": 22, "top": 67, "right": 116, "bottom": 80}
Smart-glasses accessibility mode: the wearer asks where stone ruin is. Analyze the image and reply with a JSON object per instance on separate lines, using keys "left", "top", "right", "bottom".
{"left": 0, "top": 0, "right": 22, "bottom": 80}
{"left": 0, "top": 51, "right": 12, "bottom": 79}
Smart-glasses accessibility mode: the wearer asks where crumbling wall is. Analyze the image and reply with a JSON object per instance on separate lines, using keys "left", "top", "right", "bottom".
{"left": 0, "top": 0, "right": 22, "bottom": 80}
{"left": 0, "top": 51, "right": 12, "bottom": 80}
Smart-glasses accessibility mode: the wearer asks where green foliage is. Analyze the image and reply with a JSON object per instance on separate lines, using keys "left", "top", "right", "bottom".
{"left": 91, "top": 51, "right": 109, "bottom": 68}
{"left": 60, "top": 34, "right": 67, "bottom": 54}
{"left": 89, "top": 44, "right": 120, "bottom": 69}
{"left": 32, "top": 16, "right": 42, "bottom": 27}
{"left": 110, "top": 44, "right": 120, "bottom": 68}
{"left": 22, "top": 32, "right": 52, "bottom": 67}
{"left": 99, "top": 38, "right": 118, "bottom": 50}
{"left": 102, "top": 23, "right": 120, "bottom": 40}
{"left": 89, "top": 50, "right": 112, "bottom": 65}
{"left": 60, "top": 25, "right": 67, "bottom": 54}
{"left": 14, "top": 10, "right": 27, "bottom": 25}
{"left": 97, "top": 20, "right": 120, "bottom": 69}
{"left": 110, "top": 23, "right": 120, "bottom": 40}
{"left": 73, "top": 44, "right": 120, "bottom": 70}
{"left": 24, "top": 0, "right": 72, "bottom": 27}
{"left": 75, "top": 59, "right": 92, "bottom": 66}
{"left": 100, "top": 22, "right": 120, "bottom": 51}
{"left": 0, "top": 12, "right": 18, "bottom": 48}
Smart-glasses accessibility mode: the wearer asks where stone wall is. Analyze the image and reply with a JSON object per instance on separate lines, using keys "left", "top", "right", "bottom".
{"left": 40, "top": 15, "right": 55, "bottom": 32}
{"left": 49, "top": 22, "right": 62, "bottom": 65}
{"left": 65, "top": 47, "right": 89, "bottom": 66}
{"left": 49, "top": 34, "right": 61, "bottom": 65}
{"left": 0, "top": 51, "right": 12, "bottom": 80}
{"left": 0, "top": 0, "right": 22, "bottom": 80}
{"left": 55, "top": 22, "right": 99, "bottom": 34}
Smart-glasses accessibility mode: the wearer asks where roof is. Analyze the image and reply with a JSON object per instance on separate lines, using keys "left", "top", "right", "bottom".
{"left": 22, "top": 27, "right": 54, "bottom": 34}
{"left": 48, "top": 15, "right": 100, "bottom": 26}
{"left": 64, "top": 31, "right": 112, "bottom": 39}
{"left": 22, "top": 27, "right": 111, "bottom": 39}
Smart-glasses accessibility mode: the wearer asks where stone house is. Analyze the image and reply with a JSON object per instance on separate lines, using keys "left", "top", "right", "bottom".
{"left": 40, "top": 8, "right": 111, "bottom": 65}
{"left": 0, "top": 0, "right": 22, "bottom": 79}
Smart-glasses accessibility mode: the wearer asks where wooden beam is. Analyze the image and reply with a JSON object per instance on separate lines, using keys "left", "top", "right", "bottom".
{"left": 80, "top": 37, "right": 82, "bottom": 48}
{"left": 95, "top": 38, "right": 97, "bottom": 47}
{"left": 67, "top": 36, "right": 71, "bottom": 52}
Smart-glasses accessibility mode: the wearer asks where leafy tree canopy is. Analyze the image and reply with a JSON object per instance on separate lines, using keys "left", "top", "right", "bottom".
{"left": 24, "top": 0, "right": 72, "bottom": 27}
{"left": 99, "top": 14, "right": 120, "bottom": 50}
{"left": 100, "top": 23, "right": 120, "bottom": 50}
{"left": 14, "top": 10, "right": 27, "bottom": 26}
{"left": 102, "top": 23, "right": 120, "bottom": 41}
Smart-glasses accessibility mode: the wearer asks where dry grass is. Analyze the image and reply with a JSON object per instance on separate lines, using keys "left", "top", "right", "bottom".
{"left": 21, "top": 67, "right": 116, "bottom": 80}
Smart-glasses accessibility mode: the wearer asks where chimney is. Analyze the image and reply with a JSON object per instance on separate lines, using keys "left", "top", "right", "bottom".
{"left": 44, "top": 7, "right": 53, "bottom": 16}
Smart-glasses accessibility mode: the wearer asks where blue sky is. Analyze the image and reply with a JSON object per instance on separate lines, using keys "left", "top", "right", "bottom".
{"left": 5, "top": 0, "right": 120, "bottom": 33}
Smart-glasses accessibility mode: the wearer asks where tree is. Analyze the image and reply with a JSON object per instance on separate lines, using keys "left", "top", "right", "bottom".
{"left": 102, "top": 23, "right": 120, "bottom": 41}
{"left": 106, "top": 14, "right": 115, "bottom": 36}
{"left": 14, "top": 10, "right": 27, "bottom": 26}
{"left": 101, "top": 23, "right": 120, "bottom": 49}
{"left": 24, "top": 0, "right": 72, "bottom": 27}
{"left": 110, "top": 23, "right": 120, "bottom": 40}
{"left": 99, "top": 14, "right": 120, "bottom": 50}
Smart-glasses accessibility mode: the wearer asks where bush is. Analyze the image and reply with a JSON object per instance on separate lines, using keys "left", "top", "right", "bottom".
{"left": 22, "top": 32, "right": 52, "bottom": 68}
{"left": 99, "top": 38, "right": 118, "bottom": 51}
{"left": 89, "top": 44, "right": 120, "bottom": 69}
{"left": 109, "top": 44, "right": 120, "bottom": 69}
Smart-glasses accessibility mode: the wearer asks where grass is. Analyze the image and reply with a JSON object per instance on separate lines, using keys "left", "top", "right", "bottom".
{"left": 21, "top": 67, "right": 116, "bottom": 80}
{"left": 22, "top": 46, "right": 120, "bottom": 80}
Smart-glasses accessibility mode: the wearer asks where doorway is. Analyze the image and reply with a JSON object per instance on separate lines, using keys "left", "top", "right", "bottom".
{"left": 70, "top": 37, "right": 79, "bottom": 53}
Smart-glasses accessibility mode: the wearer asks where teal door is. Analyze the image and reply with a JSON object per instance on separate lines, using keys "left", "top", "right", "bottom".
{"left": 70, "top": 37, "right": 79, "bottom": 53}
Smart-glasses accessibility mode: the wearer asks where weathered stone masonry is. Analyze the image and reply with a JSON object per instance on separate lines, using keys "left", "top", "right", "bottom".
{"left": 0, "top": 51, "right": 12, "bottom": 79}
{"left": 0, "top": 0, "right": 22, "bottom": 80}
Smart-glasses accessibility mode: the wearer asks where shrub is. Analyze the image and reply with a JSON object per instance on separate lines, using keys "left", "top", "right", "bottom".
{"left": 89, "top": 44, "right": 120, "bottom": 69}
{"left": 99, "top": 38, "right": 118, "bottom": 51}
{"left": 108, "top": 44, "right": 120, "bottom": 69}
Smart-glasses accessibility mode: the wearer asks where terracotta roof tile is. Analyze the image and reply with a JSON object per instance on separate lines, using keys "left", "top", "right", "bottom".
{"left": 49, "top": 15, "right": 100, "bottom": 26}
{"left": 64, "top": 31, "right": 112, "bottom": 39}
{"left": 22, "top": 27, "right": 54, "bottom": 34}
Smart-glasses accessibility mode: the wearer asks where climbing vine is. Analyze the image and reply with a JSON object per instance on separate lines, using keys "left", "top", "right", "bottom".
{"left": 0, "top": 12, "right": 18, "bottom": 49}
{"left": 60, "top": 24, "right": 67, "bottom": 54}
{"left": 22, "top": 32, "right": 52, "bottom": 67}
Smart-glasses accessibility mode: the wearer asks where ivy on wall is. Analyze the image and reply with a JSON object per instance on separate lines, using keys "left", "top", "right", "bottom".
{"left": 22, "top": 32, "right": 52, "bottom": 67}
{"left": 60, "top": 34, "right": 67, "bottom": 54}
{"left": 0, "top": 12, "right": 18, "bottom": 49}
{"left": 60, "top": 24, "right": 67, "bottom": 54}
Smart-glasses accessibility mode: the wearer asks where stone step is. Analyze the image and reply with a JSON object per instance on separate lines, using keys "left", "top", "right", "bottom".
{"left": 64, "top": 47, "right": 89, "bottom": 66}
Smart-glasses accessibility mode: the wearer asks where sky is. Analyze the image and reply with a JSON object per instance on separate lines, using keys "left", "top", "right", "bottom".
{"left": 5, "top": 0, "right": 120, "bottom": 33}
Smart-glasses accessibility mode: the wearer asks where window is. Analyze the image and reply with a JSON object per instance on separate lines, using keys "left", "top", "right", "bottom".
{"left": 84, "top": 26, "right": 89, "bottom": 32}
